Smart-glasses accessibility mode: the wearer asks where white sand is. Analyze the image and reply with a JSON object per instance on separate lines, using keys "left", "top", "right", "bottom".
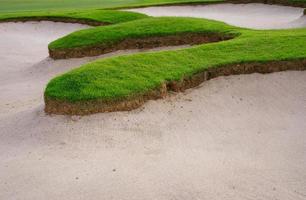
{"left": 127, "top": 3, "right": 306, "bottom": 29}
{"left": 1, "top": 19, "right": 306, "bottom": 200}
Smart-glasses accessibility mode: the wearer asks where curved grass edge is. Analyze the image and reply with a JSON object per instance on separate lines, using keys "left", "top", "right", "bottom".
{"left": 0, "top": 0, "right": 304, "bottom": 26}
{"left": 101, "top": 0, "right": 306, "bottom": 10}
{"left": 110, "top": 0, "right": 224, "bottom": 10}
{"left": 0, "top": 16, "right": 107, "bottom": 26}
{"left": 49, "top": 33, "right": 234, "bottom": 59}
{"left": 44, "top": 23, "right": 306, "bottom": 112}
{"left": 226, "top": 0, "right": 306, "bottom": 8}
{"left": 45, "top": 59, "right": 306, "bottom": 115}
{"left": 0, "top": 10, "right": 148, "bottom": 26}
{"left": 1, "top": 0, "right": 304, "bottom": 26}
{"left": 47, "top": 17, "right": 240, "bottom": 59}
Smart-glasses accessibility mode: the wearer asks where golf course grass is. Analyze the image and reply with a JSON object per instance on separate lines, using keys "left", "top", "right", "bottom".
{"left": 44, "top": 16, "right": 306, "bottom": 114}
{"left": 0, "top": 0, "right": 305, "bottom": 114}
{"left": 0, "top": 0, "right": 222, "bottom": 25}
{"left": 48, "top": 17, "right": 237, "bottom": 58}
{"left": 0, "top": 0, "right": 222, "bottom": 13}
{"left": 0, "top": 0, "right": 306, "bottom": 14}
{"left": 0, "top": 10, "right": 148, "bottom": 25}
{"left": 0, "top": 0, "right": 305, "bottom": 23}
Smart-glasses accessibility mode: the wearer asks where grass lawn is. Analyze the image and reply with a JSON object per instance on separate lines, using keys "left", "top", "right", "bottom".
{"left": 0, "top": 0, "right": 305, "bottom": 24}
{"left": 0, "top": 10, "right": 148, "bottom": 25}
{"left": 45, "top": 17, "right": 306, "bottom": 102}
{"left": 0, "top": 0, "right": 305, "bottom": 14}
{"left": 48, "top": 17, "right": 238, "bottom": 51}
{"left": 0, "top": 0, "right": 220, "bottom": 24}
{"left": 0, "top": 0, "right": 222, "bottom": 13}
{"left": 0, "top": 0, "right": 305, "bottom": 113}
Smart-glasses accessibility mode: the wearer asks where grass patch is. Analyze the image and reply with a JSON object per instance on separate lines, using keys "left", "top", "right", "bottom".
{"left": 1, "top": 0, "right": 305, "bottom": 113}
{"left": 0, "top": 10, "right": 148, "bottom": 25}
{"left": 0, "top": 0, "right": 304, "bottom": 25}
{"left": 0, "top": 0, "right": 222, "bottom": 13}
{"left": 49, "top": 17, "right": 238, "bottom": 50}
{"left": 0, "top": 0, "right": 305, "bottom": 15}
{"left": 45, "top": 17, "right": 306, "bottom": 102}
{"left": 290, "top": 0, "right": 306, "bottom": 2}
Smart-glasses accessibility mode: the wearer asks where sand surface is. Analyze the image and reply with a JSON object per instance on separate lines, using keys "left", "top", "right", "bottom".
{"left": 1, "top": 20, "right": 306, "bottom": 200}
{"left": 127, "top": 3, "right": 306, "bottom": 29}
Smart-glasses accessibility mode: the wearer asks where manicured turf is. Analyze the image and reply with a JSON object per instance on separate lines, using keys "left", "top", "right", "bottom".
{"left": 45, "top": 17, "right": 306, "bottom": 102}
{"left": 292, "top": 0, "right": 306, "bottom": 2}
{"left": 0, "top": 10, "right": 148, "bottom": 25}
{"left": 0, "top": 0, "right": 305, "bottom": 14}
{"left": 49, "top": 17, "right": 239, "bottom": 50}
{"left": 0, "top": 0, "right": 304, "bottom": 24}
{"left": 1, "top": 0, "right": 305, "bottom": 109}
{"left": 0, "top": 0, "right": 221, "bottom": 24}
{"left": 0, "top": 0, "right": 222, "bottom": 13}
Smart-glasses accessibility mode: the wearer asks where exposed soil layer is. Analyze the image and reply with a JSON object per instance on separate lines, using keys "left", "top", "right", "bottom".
{"left": 49, "top": 33, "right": 234, "bottom": 59}
{"left": 1, "top": 1, "right": 304, "bottom": 29}
{"left": 227, "top": 0, "right": 306, "bottom": 8}
{"left": 45, "top": 59, "right": 306, "bottom": 115}
{"left": 115, "top": 0, "right": 306, "bottom": 9}
{"left": 0, "top": 16, "right": 107, "bottom": 26}
{"left": 117, "top": 0, "right": 306, "bottom": 9}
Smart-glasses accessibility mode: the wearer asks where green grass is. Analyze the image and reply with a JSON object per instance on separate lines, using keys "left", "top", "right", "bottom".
{"left": 45, "top": 17, "right": 306, "bottom": 102}
{"left": 1, "top": 0, "right": 305, "bottom": 105}
{"left": 0, "top": 10, "right": 148, "bottom": 24}
{"left": 0, "top": 0, "right": 304, "bottom": 25}
{"left": 49, "top": 17, "right": 239, "bottom": 50}
{"left": 0, "top": 0, "right": 221, "bottom": 24}
{"left": 290, "top": 0, "right": 306, "bottom": 2}
{"left": 0, "top": 0, "right": 222, "bottom": 13}
{"left": 0, "top": 0, "right": 305, "bottom": 14}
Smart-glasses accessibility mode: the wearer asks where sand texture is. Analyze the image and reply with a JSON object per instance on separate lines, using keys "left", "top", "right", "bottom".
{"left": 1, "top": 5, "right": 306, "bottom": 199}
{"left": 127, "top": 3, "right": 306, "bottom": 29}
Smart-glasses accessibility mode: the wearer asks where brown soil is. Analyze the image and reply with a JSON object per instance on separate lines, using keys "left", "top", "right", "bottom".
{"left": 49, "top": 33, "right": 234, "bottom": 59}
{"left": 227, "top": 0, "right": 306, "bottom": 8}
{"left": 115, "top": 0, "right": 306, "bottom": 9}
{"left": 0, "top": 17, "right": 107, "bottom": 26}
{"left": 1, "top": 1, "right": 304, "bottom": 28}
{"left": 44, "top": 59, "right": 306, "bottom": 115}
{"left": 117, "top": 0, "right": 306, "bottom": 9}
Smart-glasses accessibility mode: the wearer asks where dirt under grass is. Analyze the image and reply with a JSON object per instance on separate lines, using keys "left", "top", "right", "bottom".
{"left": 0, "top": 10, "right": 148, "bottom": 25}
{"left": 1, "top": 1, "right": 306, "bottom": 198}
{"left": 0, "top": 1, "right": 304, "bottom": 115}
{"left": 1, "top": 21, "right": 306, "bottom": 200}
{"left": 0, "top": 0, "right": 305, "bottom": 25}
{"left": 0, "top": 0, "right": 305, "bottom": 14}
{"left": 43, "top": 16, "right": 306, "bottom": 115}
{"left": 48, "top": 19, "right": 237, "bottom": 59}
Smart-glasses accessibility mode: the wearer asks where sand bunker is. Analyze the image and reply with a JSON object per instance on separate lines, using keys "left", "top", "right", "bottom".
{"left": 127, "top": 3, "right": 306, "bottom": 29}
{"left": 1, "top": 19, "right": 306, "bottom": 199}
{"left": 0, "top": 21, "right": 186, "bottom": 116}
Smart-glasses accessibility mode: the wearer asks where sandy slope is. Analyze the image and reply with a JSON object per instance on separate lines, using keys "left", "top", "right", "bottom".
{"left": 127, "top": 3, "right": 306, "bottom": 29}
{"left": 0, "top": 17, "right": 306, "bottom": 200}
